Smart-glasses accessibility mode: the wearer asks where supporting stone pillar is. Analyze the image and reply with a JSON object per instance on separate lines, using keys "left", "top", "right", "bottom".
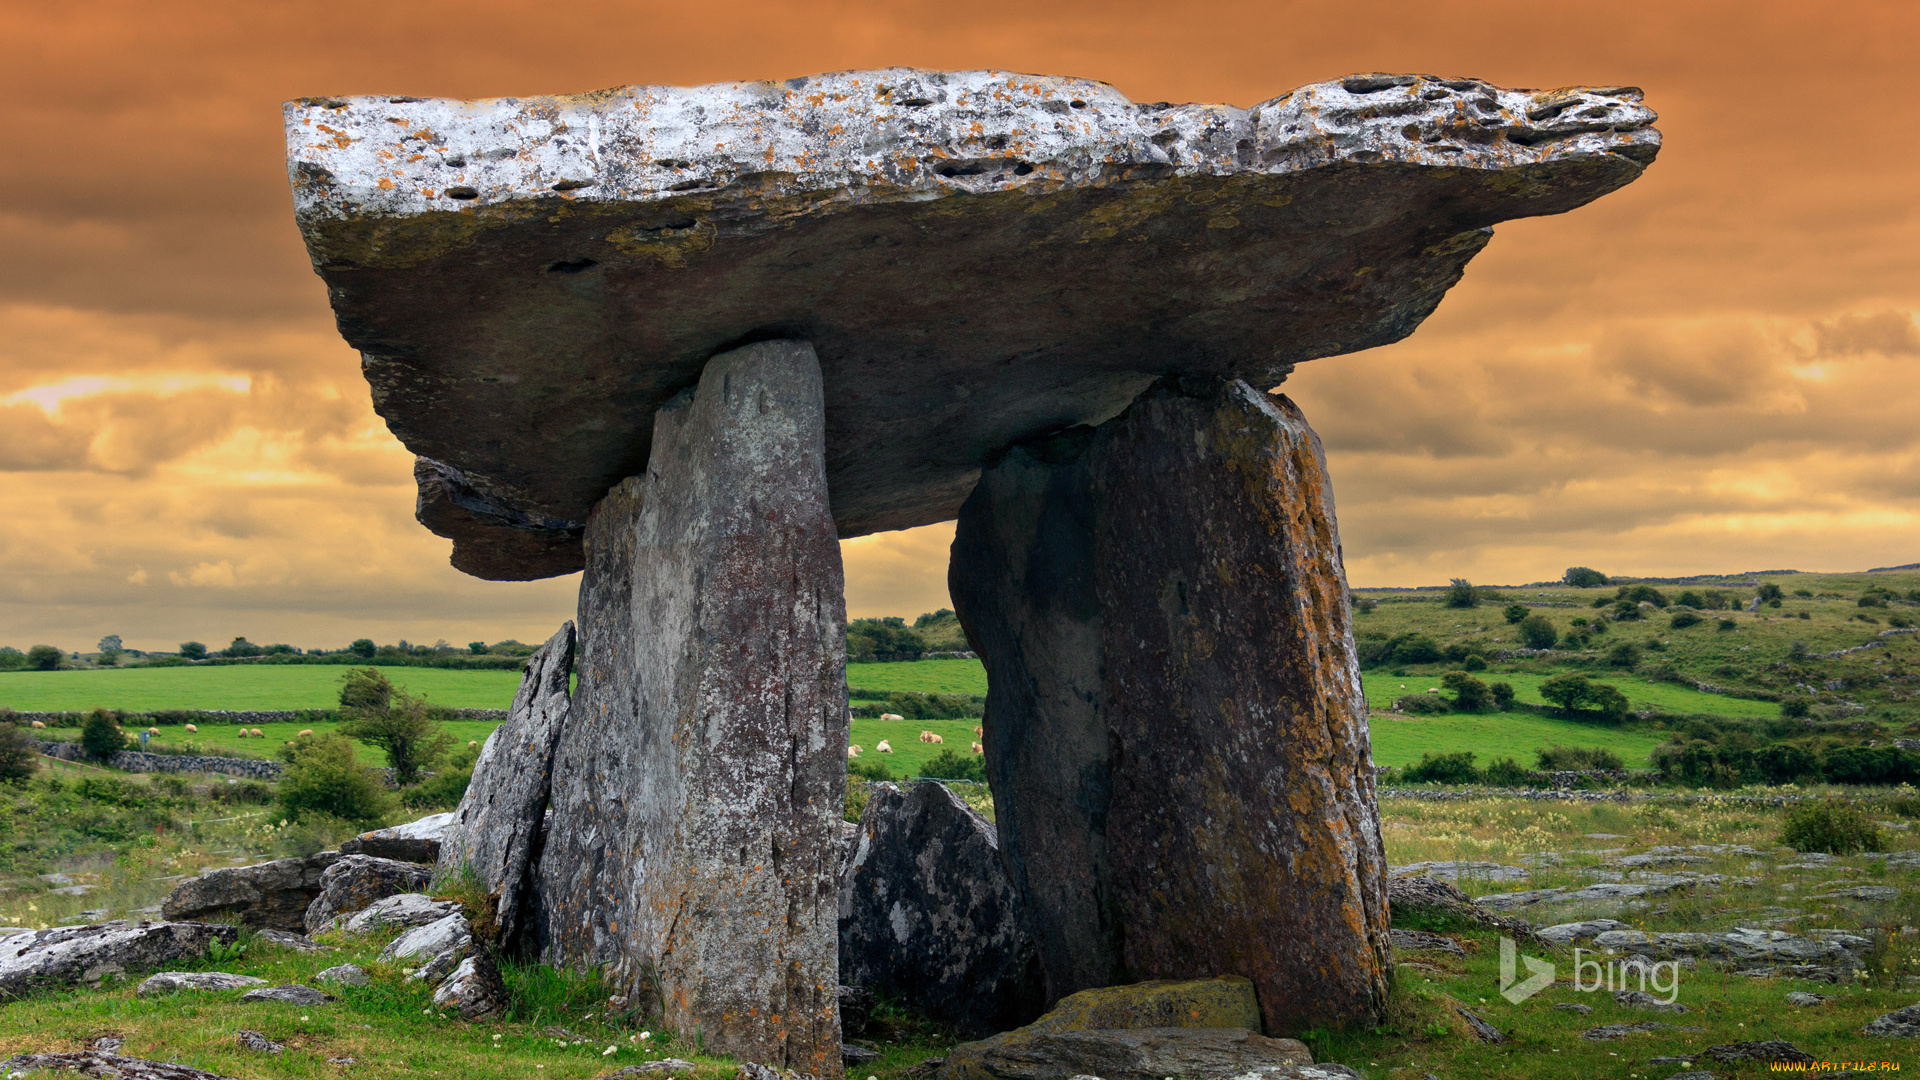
{"left": 950, "top": 377, "right": 1389, "bottom": 1034}
{"left": 535, "top": 340, "right": 847, "bottom": 1076}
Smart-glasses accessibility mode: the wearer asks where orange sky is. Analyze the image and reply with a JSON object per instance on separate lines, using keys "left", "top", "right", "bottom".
{"left": 2, "top": 0, "right": 1915, "bottom": 653}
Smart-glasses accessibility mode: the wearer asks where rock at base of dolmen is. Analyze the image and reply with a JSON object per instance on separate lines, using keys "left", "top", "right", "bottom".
{"left": 0, "top": 1052, "right": 240, "bottom": 1079}
{"left": 135, "top": 971, "right": 267, "bottom": 997}
{"left": 839, "top": 781, "right": 1044, "bottom": 1036}
{"left": 340, "top": 811, "right": 458, "bottom": 863}
{"left": 339, "top": 893, "right": 460, "bottom": 935}
{"left": 939, "top": 1027, "right": 1317, "bottom": 1080}
{"left": 0, "top": 921, "right": 239, "bottom": 999}
{"left": 437, "top": 621, "right": 573, "bottom": 948}
{"left": 160, "top": 851, "right": 338, "bottom": 932}
{"left": 431, "top": 953, "right": 507, "bottom": 1020}
{"left": 1025, "top": 978, "right": 1263, "bottom": 1034}
{"left": 950, "top": 378, "right": 1390, "bottom": 1031}
{"left": 534, "top": 340, "right": 847, "bottom": 1077}
{"left": 304, "top": 854, "right": 433, "bottom": 934}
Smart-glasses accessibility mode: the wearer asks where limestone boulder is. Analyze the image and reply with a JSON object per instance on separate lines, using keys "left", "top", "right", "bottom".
{"left": 316, "top": 963, "right": 371, "bottom": 987}
{"left": 380, "top": 912, "right": 475, "bottom": 983}
{"left": 160, "top": 851, "right": 338, "bottom": 932}
{"left": 0, "top": 1053, "right": 239, "bottom": 1079}
{"left": 840, "top": 781, "right": 1044, "bottom": 1036}
{"left": 432, "top": 953, "right": 508, "bottom": 1020}
{"left": 1385, "top": 875, "right": 1542, "bottom": 944}
{"left": 437, "top": 621, "right": 573, "bottom": 948}
{"left": 285, "top": 69, "right": 1658, "bottom": 580}
{"left": 304, "top": 854, "right": 433, "bottom": 934}
{"left": 1021, "top": 979, "right": 1263, "bottom": 1034}
{"left": 0, "top": 921, "right": 238, "bottom": 999}
{"left": 239, "top": 984, "right": 335, "bottom": 1005}
{"left": 135, "top": 971, "right": 267, "bottom": 997}
{"left": 341, "top": 811, "right": 459, "bottom": 863}
{"left": 939, "top": 1027, "right": 1319, "bottom": 1080}
{"left": 340, "top": 893, "right": 460, "bottom": 935}
{"left": 1862, "top": 1004, "right": 1920, "bottom": 1037}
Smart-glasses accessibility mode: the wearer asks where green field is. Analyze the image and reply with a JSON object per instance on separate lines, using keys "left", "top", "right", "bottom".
{"left": 846, "top": 657, "right": 988, "bottom": 696}
{"left": 0, "top": 664, "right": 522, "bottom": 711}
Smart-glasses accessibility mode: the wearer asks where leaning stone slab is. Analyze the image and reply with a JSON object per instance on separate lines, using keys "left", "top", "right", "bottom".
{"left": 305, "top": 855, "right": 433, "bottom": 934}
{"left": 135, "top": 971, "right": 267, "bottom": 997}
{"left": 160, "top": 851, "right": 339, "bottom": 932}
{"left": 0, "top": 921, "right": 238, "bottom": 999}
{"left": 381, "top": 912, "right": 474, "bottom": 983}
{"left": 340, "top": 811, "right": 458, "bottom": 863}
{"left": 431, "top": 953, "right": 507, "bottom": 1020}
{"left": 1385, "top": 876, "right": 1540, "bottom": 943}
{"left": 534, "top": 341, "right": 847, "bottom": 1076}
{"left": 951, "top": 380, "right": 1390, "bottom": 1029}
{"left": 436, "top": 620, "right": 573, "bottom": 948}
{"left": 339, "top": 893, "right": 459, "bottom": 935}
{"left": 840, "top": 781, "right": 1044, "bottom": 1036}
{"left": 0, "top": 1053, "right": 239, "bottom": 1079}
{"left": 285, "top": 69, "right": 1658, "bottom": 580}
{"left": 939, "top": 1027, "right": 1315, "bottom": 1080}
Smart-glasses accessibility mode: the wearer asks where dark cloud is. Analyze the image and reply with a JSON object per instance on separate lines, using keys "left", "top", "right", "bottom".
{"left": 1814, "top": 311, "right": 1920, "bottom": 358}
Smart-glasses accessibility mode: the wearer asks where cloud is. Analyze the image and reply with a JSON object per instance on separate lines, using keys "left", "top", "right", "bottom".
{"left": 1813, "top": 310, "right": 1920, "bottom": 358}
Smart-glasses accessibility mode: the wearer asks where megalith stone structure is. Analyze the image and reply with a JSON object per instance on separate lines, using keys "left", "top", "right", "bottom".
{"left": 284, "top": 66, "right": 1658, "bottom": 1045}
{"left": 534, "top": 340, "right": 848, "bottom": 1075}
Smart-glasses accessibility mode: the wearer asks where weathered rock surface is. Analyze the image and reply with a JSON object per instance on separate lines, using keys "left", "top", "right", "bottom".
{"left": 381, "top": 912, "right": 474, "bottom": 982}
{"left": 437, "top": 621, "right": 574, "bottom": 948}
{"left": 1589, "top": 928, "right": 1869, "bottom": 963}
{"left": 254, "top": 929, "right": 327, "bottom": 953}
{"left": 305, "top": 856, "right": 433, "bottom": 934}
{"left": 286, "top": 69, "right": 1658, "bottom": 579}
{"left": 0, "top": 921, "right": 238, "bottom": 999}
{"left": 160, "top": 851, "right": 338, "bottom": 932}
{"left": 0, "top": 1053, "right": 239, "bottom": 1079}
{"left": 1021, "top": 979, "right": 1264, "bottom": 1034}
{"left": 316, "top": 963, "right": 371, "bottom": 987}
{"left": 1443, "top": 997, "right": 1504, "bottom": 1043}
{"left": 951, "top": 380, "right": 1389, "bottom": 1029}
{"left": 1389, "top": 930, "right": 1464, "bottom": 957}
{"left": 239, "top": 984, "right": 335, "bottom": 1005}
{"left": 840, "top": 781, "right": 1044, "bottom": 1036}
{"left": 1862, "top": 1004, "right": 1920, "bottom": 1037}
{"left": 339, "top": 893, "right": 459, "bottom": 935}
{"left": 939, "top": 1027, "right": 1315, "bottom": 1080}
{"left": 134, "top": 971, "right": 267, "bottom": 997}
{"left": 236, "top": 1030, "right": 284, "bottom": 1055}
{"left": 1537, "top": 920, "right": 1630, "bottom": 945}
{"left": 340, "top": 811, "right": 458, "bottom": 863}
{"left": 1613, "top": 990, "right": 1687, "bottom": 1013}
{"left": 1702, "top": 1040, "right": 1814, "bottom": 1063}
{"left": 533, "top": 341, "right": 847, "bottom": 1075}
{"left": 1385, "top": 875, "right": 1541, "bottom": 943}
{"left": 432, "top": 953, "right": 508, "bottom": 1020}
{"left": 1392, "top": 861, "right": 1528, "bottom": 883}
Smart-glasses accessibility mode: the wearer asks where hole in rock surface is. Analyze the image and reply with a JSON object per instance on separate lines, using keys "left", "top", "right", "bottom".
{"left": 1070, "top": 99, "right": 1087, "bottom": 108}
{"left": 547, "top": 258, "right": 598, "bottom": 273}
{"left": 444, "top": 186, "right": 479, "bottom": 200}
{"left": 551, "top": 178, "right": 593, "bottom": 191}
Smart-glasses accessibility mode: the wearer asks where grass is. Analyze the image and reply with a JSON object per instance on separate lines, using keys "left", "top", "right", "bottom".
{"left": 28, "top": 719, "right": 505, "bottom": 769}
{"left": 846, "top": 658, "right": 988, "bottom": 696}
{"left": 0, "top": 665, "right": 522, "bottom": 712}
{"left": 1360, "top": 670, "right": 1780, "bottom": 719}
{"left": 1368, "top": 712, "right": 1666, "bottom": 770}
{"left": 846, "top": 718, "right": 983, "bottom": 779}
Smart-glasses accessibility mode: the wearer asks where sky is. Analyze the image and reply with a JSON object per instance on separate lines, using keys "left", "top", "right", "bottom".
{"left": 1, "top": 0, "right": 1915, "bottom": 653}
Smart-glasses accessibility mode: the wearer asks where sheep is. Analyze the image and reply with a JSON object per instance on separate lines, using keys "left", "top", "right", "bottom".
{"left": 469, "top": 740, "right": 479, "bottom": 748}
{"left": 297, "top": 729, "right": 314, "bottom": 737}
{"left": 880, "top": 712, "right": 905, "bottom": 722}
{"left": 876, "top": 740, "right": 893, "bottom": 753}
{"left": 973, "top": 725, "right": 983, "bottom": 737}
{"left": 970, "top": 741, "right": 984, "bottom": 754}
{"left": 250, "top": 728, "right": 264, "bottom": 738}
{"left": 918, "top": 730, "right": 934, "bottom": 743}
{"left": 927, "top": 733, "right": 945, "bottom": 744}
{"left": 234, "top": 729, "right": 248, "bottom": 739}
{"left": 847, "top": 744, "right": 862, "bottom": 759}
{"left": 30, "top": 720, "right": 46, "bottom": 730}
{"left": 184, "top": 723, "right": 198, "bottom": 733}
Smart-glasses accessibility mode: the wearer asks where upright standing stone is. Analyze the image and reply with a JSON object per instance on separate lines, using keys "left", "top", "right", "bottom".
{"left": 951, "top": 378, "right": 1389, "bottom": 1033}
{"left": 535, "top": 340, "right": 847, "bottom": 1077}
{"left": 437, "top": 621, "right": 574, "bottom": 950}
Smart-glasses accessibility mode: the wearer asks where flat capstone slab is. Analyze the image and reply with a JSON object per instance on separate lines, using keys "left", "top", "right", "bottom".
{"left": 286, "top": 68, "right": 1659, "bottom": 580}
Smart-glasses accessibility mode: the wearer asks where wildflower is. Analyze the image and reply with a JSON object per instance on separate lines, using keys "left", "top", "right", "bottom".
{"left": 604, "top": 1046, "right": 618, "bottom": 1056}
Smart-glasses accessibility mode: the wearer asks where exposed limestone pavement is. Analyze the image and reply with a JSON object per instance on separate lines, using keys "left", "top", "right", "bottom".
{"left": 0, "top": 921, "right": 239, "bottom": 999}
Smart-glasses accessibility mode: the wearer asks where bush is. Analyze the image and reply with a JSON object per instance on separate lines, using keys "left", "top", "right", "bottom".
{"left": 1669, "top": 611, "right": 1703, "bottom": 630}
{"left": 1489, "top": 682, "right": 1515, "bottom": 711}
{"left": 847, "top": 618, "right": 928, "bottom": 663}
{"left": 0, "top": 722, "right": 36, "bottom": 782}
{"left": 1502, "top": 603, "right": 1529, "bottom": 624}
{"left": 1823, "top": 746, "right": 1920, "bottom": 786}
{"left": 848, "top": 757, "right": 894, "bottom": 783}
{"left": 1400, "top": 752, "right": 1479, "bottom": 784}
{"left": 1460, "top": 654, "right": 1487, "bottom": 672}
{"left": 1616, "top": 585, "right": 1670, "bottom": 608}
{"left": 402, "top": 765, "right": 473, "bottom": 809}
{"left": 1393, "top": 693, "right": 1450, "bottom": 715}
{"left": 1564, "top": 567, "right": 1609, "bottom": 588}
{"left": 25, "top": 645, "right": 63, "bottom": 671}
{"left": 1780, "top": 697, "right": 1812, "bottom": 719}
{"left": 339, "top": 667, "right": 395, "bottom": 711}
{"left": 1604, "top": 641, "right": 1641, "bottom": 669}
{"left": 1516, "top": 615, "right": 1557, "bottom": 650}
{"left": 1444, "top": 579, "right": 1479, "bottom": 608}
{"left": 277, "top": 734, "right": 393, "bottom": 827}
{"left": 1535, "top": 745, "right": 1625, "bottom": 772}
{"left": 340, "top": 689, "right": 453, "bottom": 786}
{"left": 1674, "top": 590, "right": 1705, "bottom": 609}
{"left": 1538, "top": 674, "right": 1630, "bottom": 721}
{"left": 80, "top": 709, "right": 125, "bottom": 760}
{"left": 1441, "top": 671, "right": 1491, "bottom": 711}
{"left": 1482, "top": 757, "right": 1529, "bottom": 786}
{"left": 1754, "top": 743, "right": 1820, "bottom": 783}
{"left": 1781, "top": 799, "right": 1882, "bottom": 855}
{"left": 1859, "top": 594, "right": 1887, "bottom": 608}
{"left": 1353, "top": 597, "right": 1378, "bottom": 614}
{"left": 1756, "top": 583, "right": 1785, "bottom": 604}
{"left": 178, "top": 641, "right": 207, "bottom": 661}
{"left": 918, "top": 749, "right": 985, "bottom": 782}
{"left": 1716, "top": 618, "right": 1738, "bottom": 632}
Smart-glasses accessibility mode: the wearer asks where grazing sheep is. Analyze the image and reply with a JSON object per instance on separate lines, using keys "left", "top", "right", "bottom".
{"left": 184, "top": 723, "right": 198, "bottom": 733}
{"left": 973, "top": 725, "right": 983, "bottom": 737}
{"left": 918, "top": 730, "right": 934, "bottom": 743}
{"left": 234, "top": 729, "right": 248, "bottom": 739}
{"left": 250, "top": 728, "right": 264, "bottom": 737}
{"left": 927, "top": 733, "right": 944, "bottom": 744}
{"left": 297, "top": 729, "right": 314, "bottom": 737}
{"left": 847, "top": 744, "right": 862, "bottom": 758}
{"left": 876, "top": 740, "right": 893, "bottom": 753}
{"left": 30, "top": 720, "right": 46, "bottom": 730}
{"left": 469, "top": 739, "right": 479, "bottom": 748}
{"left": 970, "top": 741, "right": 984, "bottom": 754}
{"left": 879, "top": 712, "right": 905, "bottom": 722}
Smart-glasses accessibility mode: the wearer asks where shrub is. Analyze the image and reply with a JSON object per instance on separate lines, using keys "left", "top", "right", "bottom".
{"left": 1669, "top": 611, "right": 1702, "bottom": 629}
{"left": 221, "top": 637, "right": 263, "bottom": 658}
{"left": 1460, "top": 654, "right": 1487, "bottom": 672}
{"left": 0, "top": 722, "right": 36, "bottom": 782}
{"left": 1674, "top": 590, "right": 1705, "bottom": 609}
{"left": 177, "top": 641, "right": 208, "bottom": 661}
{"left": 1393, "top": 693, "right": 1450, "bottom": 715}
{"left": 80, "top": 709, "right": 125, "bottom": 760}
{"left": 1353, "top": 597, "right": 1378, "bottom": 614}
{"left": 847, "top": 618, "right": 928, "bottom": 663}
{"left": 1444, "top": 579, "right": 1479, "bottom": 608}
{"left": 848, "top": 757, "right": 894, "bottom": 783}
{"left": 1489, "top": 682, "right": 1515, "bottom": 711}
{"left": 1754, "top": 743, "right": 1820, "bottom": 783}
{"left": 1516, "top": 615, "right": 1557, "bottom": 650}
{"left": 347, "top": 639, "right": 377, "bottom": 658}
{"left": 1780, "top": 697, "right": 1812, "bottom": 719}
{"left": 1535, "top": 745, "right": 1625, "bottom": 772}
{"left": 1781, "top": 799, "right": 1882, "bottom": 855}
{"left": 1604, "top": 641, "right": 1641, "bottom": 669}
{"left": 1502, "top": 603, "right": 1529, "bottom": 624}
{"left": 277, "top": 734, "right": 392, "bottom": 826}
{"left": 1616, "top": 584, "right": 1670, "bottom": 608}
{"left": 1482, "top": 757, "right": 1529, "bottom": 786}
{"left": 1564, "top": 567, "right": 1609, "bottom": 588}
{"left": 1859, "top": 594, "right": 1887, "bottom": 608}
{"left": 25, "top": 645, "right": 63, "bottom": 671}
{"left": 0, "top": 647, "right": 23, "bottom": 670}
{"left": 402, "top": 765, "right": 473, "bottom": 809}
{"left": 1441, "top": 671, "right": 1491, "bottom": 711}
{"left": 1539, "top": 674, "right": 1631, "bottom": 721}
{"left": 340, "top": 689, "right": 453, "bottom": 786}
{"left": 1390, "top": 634, "right": 1444, "bottom": 665}
{"left": 1716, "top": 618, "right": 1738, "bottom": 632}
{"left": 1756, "top": 583, "right": 1785, "bottom": 604}
{"left": 1823, "top": 746, "right": 1920, "bottom": 786}
{"left": 918, "top": 749, "right": 985, "bottom": 782}
{"left": 339, "top": 667, "right": 395, "bottom": 711}
{"left": 1400, "top": 752, "right": 1479, "bottom": 784}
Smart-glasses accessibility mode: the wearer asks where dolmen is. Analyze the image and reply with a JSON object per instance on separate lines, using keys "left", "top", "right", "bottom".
{"left": 286, "top": 67, "right": 1659, "bottom": 1075}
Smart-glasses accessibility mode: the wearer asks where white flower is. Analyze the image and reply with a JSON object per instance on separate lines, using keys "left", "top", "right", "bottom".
{"left": 604, "top": 1046, "right": 618, "bottom": 1056}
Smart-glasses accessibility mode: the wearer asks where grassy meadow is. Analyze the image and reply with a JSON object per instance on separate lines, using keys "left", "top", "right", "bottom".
{"left": 0, "top": 665, "right": 523, "bottom": 712}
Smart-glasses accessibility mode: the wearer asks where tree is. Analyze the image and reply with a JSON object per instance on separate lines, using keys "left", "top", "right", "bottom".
{"left": 846, "top": 618, "right": 927, "bottom": 663}
{"left": 0, "top": 721, "right": 37, "bottom": 782}
{"left": 178, "top": 641, "right": 208, "bottom": 660}
{"left": 1441, "top": 670, "right": 1491, "bottom": 711}
{"left": 1756, "top": 583, "right": 1784, "bottom": 604}
{"left": 468, "top": 641, "right": 488, "bottom": 655}
{"left": 1444, "top": 579, "right": 1479, "bottom": 609}
{"left": 1489, "top": 682, "right": 1516, "bottom": 711}
{"left": 26, "top": 645, "right": 62, "bottom": 671}
{"left": 80, "top": 710, "right": 125, "bottom": 761}
{"left": 1604, "top": 641, "right": 1641, "bottom": 669}
{"left": 339, "top": 667, "right": 395, "bottom": 711}
{"left": 222, "top": 637, "right": 263, "bottom": 658}
{"left": 1539, "top": 673, "right": 1592, "bottom": 711}
{"left": 1502, "top": 603, "right": 1530, "bottom": 624}
{"left": 277, "top": 734, "right": 393, "bottom": 826}
{"left": 1564, "top": 567, "right": 1609, "bottom": 588}
{"left": 340, "top": 688, "right": 453, "bottom": 786}
{"left": 919, "top": 749, "right": 986, "bottom": 783}
{"left": 348, "top": 638, "right": 377, "bottom": 658}
{"left": 1516, "top": 615, "right": 1557, "bottom": 650}
{"left": 96, "top": 635, "right": 124, "bottom": 666}
{"left": 1401, "top": 752, "right": 1479, "bottom": 784}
